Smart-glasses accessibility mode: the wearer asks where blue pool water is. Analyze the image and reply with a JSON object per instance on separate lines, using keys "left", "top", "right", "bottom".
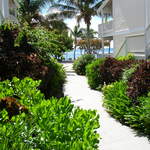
{"left": 63, "top": 48, "right": 113, "bottom": 61}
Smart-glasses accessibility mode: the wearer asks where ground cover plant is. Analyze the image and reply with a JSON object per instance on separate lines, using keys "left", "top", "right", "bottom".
{"left": 0, "top": 22, "right": 67, "bottom": 98}
{"left": 102, "top": 62, "right": 150, "bottom": 137}
{"left": 85, "top": 55, "right": 139, "bottom": 90}
{"left": 0, "top": 53, "right": 66, "bottom": 98}
{"left": 73, "top": 54, "right": 95, "bottom": 75}
{"left": 99, "top": 57, "right": 137, "bottom": 85}
{"left": 117, "top": 53, "right": 135, "bottom": 61}
{"left": 127, "top": 61, "right": 150, "bottom": 100}
{"left": 0, "top": 77, "right": 100, "bottom": 150}
{"left": 86, "top": 58, "right": 105, "bottom": 89}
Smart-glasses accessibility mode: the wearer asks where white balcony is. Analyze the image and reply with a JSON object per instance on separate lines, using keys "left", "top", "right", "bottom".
{"left": 98, "top": 20, "right": 113, "bottom": 37}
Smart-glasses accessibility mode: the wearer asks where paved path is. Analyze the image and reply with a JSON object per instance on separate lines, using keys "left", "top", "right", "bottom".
{"left": 63, "top": 63, "right": 150, "bottom": 150}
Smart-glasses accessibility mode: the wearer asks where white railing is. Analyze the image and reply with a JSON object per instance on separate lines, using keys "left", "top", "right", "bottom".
{"left": 98, "top": 20, "right": 113, "bottom": 37}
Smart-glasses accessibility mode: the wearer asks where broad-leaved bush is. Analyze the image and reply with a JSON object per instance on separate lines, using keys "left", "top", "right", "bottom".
{"left": 0, "top": 78, "right": 100, "bottom": 149}
{"left": 103, "top": 80, "right": 150, "bottom": 137}
{"left": 73, "top": 54, "right": 95, "bottom": 75}
{"left": 86, "top": 58, "right": 105, "bottom": 89}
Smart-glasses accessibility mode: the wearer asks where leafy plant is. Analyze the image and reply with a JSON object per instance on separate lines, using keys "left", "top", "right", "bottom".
{"left": 103, "top": 80, "right": 150, "bottom": 136}
{"left": 127, "top": 61, "right": 150, "bottom": 100}
{"left": 39, "top": 59, "right": 66, "bottom": 98}
{"left": 0, "top": 77, "right": 44, "bottom": 107}
{"left": 0, "top": 22, "right": 18, "bottom": 53}
{"left": 73, "top": 54, "right": 95, "bottom": 75}
{"left": 99, "top": 57, "right": 137, "bottom": 85}
{"left": 86, "top": 58, "right": 105, "bottom": 89}
{"left": 27, "top": 27, "right": 73, "bottom": 60}
{"left": 102, "top": 81, "right": 131, "bottom": 123}
{"left": 0, "top": 78, "right": 100, "bottom": 149}
{"left": 117, "top": 53, "right": 135, "bottom": 61}
{"left": 122, "top": 64, "right": 139, "bottom": 82}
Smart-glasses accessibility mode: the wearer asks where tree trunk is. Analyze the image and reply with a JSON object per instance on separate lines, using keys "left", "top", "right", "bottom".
{"left": 74, "top": 38, "right": 77, "bottom": 60}
{"left": 109, "top": 41, "right": 111, "bottom": 54}
{"left": 86, "top": 23, "right": 91, "bottom": 54}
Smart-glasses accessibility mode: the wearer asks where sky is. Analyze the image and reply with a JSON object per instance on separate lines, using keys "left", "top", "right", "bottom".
{"left": 41, "top": 5, "right": 102, "bottom": 32}
{"left": 64, "top": 16, "right": 102, "bottom": 32}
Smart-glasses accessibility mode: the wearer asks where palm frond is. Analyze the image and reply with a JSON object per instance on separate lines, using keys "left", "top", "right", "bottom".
{"left": 46, "top": 10, "right": 77, "bottom": 20}
{"left": 50, "top": 3, "right": 77, "bottom": 11}
{"left": 93, "top": 0, "right": 105, "bottom": 9}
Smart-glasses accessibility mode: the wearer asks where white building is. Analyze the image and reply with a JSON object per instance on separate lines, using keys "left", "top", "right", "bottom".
{"left": 98, "top": 0, "right": 150, "bottom": 59}
{"left": 145, "top": 0, "right": 150, "bottom": 58}
{"left": 0, "top": 0, "right": 18, "bottom": 24}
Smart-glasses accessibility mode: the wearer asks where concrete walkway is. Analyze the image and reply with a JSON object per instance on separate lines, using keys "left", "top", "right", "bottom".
{"left": 63, "top": 63, "right": 150, "bottom": 150}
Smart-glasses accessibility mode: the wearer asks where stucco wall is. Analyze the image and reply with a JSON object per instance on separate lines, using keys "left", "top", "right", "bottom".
{"left": 113, "top": 0, "right": 146, "bottom": 55}
{"left": 145, "top": 0, "right": 150, "bottom": 58}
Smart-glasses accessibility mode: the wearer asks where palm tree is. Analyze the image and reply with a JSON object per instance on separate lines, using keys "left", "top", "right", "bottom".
{"left": 41, "top": 13, "right": 68, "bottom": 32}
{"left": 80, "top": 28, "right": 97, "bottom": 39}
{"left": 51, "top": 0, "right": 104, "bottom": 52}
{"left": 70, "top": 25, "right": 82, "bottom": 60}
{"left": 17, "top": 0, "right": 51, "bottom": 26}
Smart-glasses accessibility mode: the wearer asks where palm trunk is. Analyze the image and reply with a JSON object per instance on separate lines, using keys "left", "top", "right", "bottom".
{"left": 74, "top": 45, "right": 76, "bottom": 60}
{"left": 109, "top": 42, "right": 111, "bottom": 55}
{"left": 74, "top": 38, "right": 77, "bottom": 60}
{"left": 86, "top": 23, "right": 91, "bottom": 54}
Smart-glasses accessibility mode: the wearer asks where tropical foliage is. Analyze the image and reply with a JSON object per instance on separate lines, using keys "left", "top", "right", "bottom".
{"left": 17, "top": 0, "right": 49, "bottom": 25}
{"left": 70, "top": 25, "right": 83, "bottom": 59}
{"left": 51, "top": 0, "right": 104, "bottom": 52}
{"left": 73, "top": 54, "right": 95, "bottom": 75}
{"left": 103, "top": 80, "right": 150, "bottom": 137}
{"left": 86, "top": 58, "right": 105, "bottom": 89}
{"left": 0, "top": 77, "right": 100, "bottom": 149}
{"left": 27, "top": 27, "right": 73, "bottom": 60}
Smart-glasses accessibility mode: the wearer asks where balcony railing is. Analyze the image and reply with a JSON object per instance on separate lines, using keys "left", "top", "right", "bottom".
{"left": 98, "top": 20, "right": 113, "bottom": 37}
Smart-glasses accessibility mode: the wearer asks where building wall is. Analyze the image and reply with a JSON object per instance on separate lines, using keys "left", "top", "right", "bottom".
{"left": 113, "top": 0, "right": 146, "bottom": 55}
{"left": 0, "top": 0, "right": 2, "bottom": 11}
{"left": 0, "top": 0, "right": 3, "bottom": 24}
{"left": 0, "top": 0, "right": 18, "bottom": 24}
{"left": 2, "top": 0, "right": 9, "bottom": 18}
{"left": 145, "top": 0, "right": 150, "bottom": 58}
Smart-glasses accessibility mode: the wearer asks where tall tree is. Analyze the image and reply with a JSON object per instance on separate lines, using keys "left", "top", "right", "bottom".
{"left": 17, "top": 0, "right": 50, "bottom": 26}
{"left": 70, "top": 25, "right": 82, "bottom": 59}
{"left": 51, "top": 0, "right": 104, "bottom": 52}
{"left": 80, "top": 28, "right": 97, "bottom": 39}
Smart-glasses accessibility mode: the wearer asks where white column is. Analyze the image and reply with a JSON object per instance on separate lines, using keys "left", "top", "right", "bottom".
{"left": 0, "top": 0, "right": 2, "bottom": 11}
{"left": 101, "top": 10, "right": 105, "bottom": 57}
{"left": 2, "top": 0, "right": 9, "bottom": 18}
{"left": 0, "top": 0, "right": 3, "bottom": 24}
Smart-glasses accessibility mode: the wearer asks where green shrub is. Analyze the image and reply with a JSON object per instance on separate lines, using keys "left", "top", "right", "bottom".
{"left": 39, "top": 59, "right": 66, "bottom": 98}
{"left": 102, "top": 81, "right": 131, "bottom": 123}
{"left": 27, "top": 27, "right": 73, "bottom": 60}
{"left": 0, "top": 22, "right": 18, "bottom": 53}
{"left": 86, "top": 58, "right": 105, "bottom": 89}
{"left": 0, "top": 53, "right": 66, "bottom": 98}
{"left": 122, "top": 64, "right": 139, "bottom": 82}
{"left": 0, "top": 78, "right": 100, "bottom": 149}
{"left": 117, "top": 53, "right": 135, "bottom": 61}
{"left": 102, "top": 80, "right": 150, "bottom": 136}
{"left": 127, "top": 61, "right": 150, "bottom": 100}
{"left": 99, "top": 57, "right": 137, "bottom": 85}
{"left": 0, "top": 77, "right": 44, "bottom": 107}
{"left": 73, "top": 54, "right": 95, "bottom": 75}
